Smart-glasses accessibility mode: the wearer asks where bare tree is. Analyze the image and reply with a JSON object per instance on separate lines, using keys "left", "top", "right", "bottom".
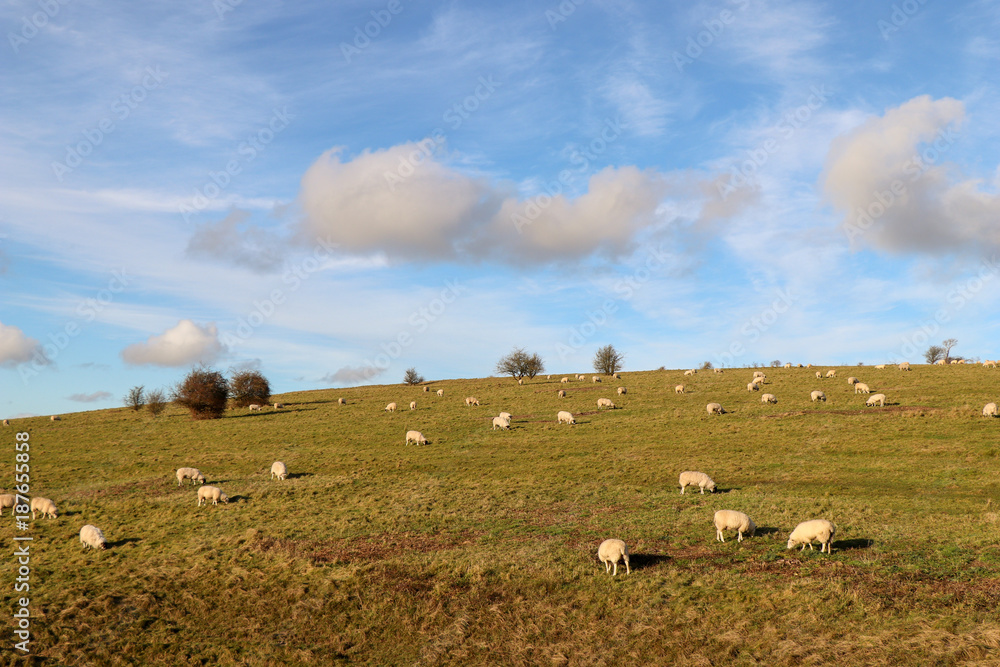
{"left": 593, "top": 345, "right": 624, "bottom": 375}
{"left": 403, "top": 367, "right": 425, "bottom": 385}
{"left": 147, "top": 389, "right": 167, "bottom": 416}
{"left": 699, "top": 360, "right": 714, "bottom": 370}
{"left": 496, "top": 348, "right": 544, "bottom": 381}
{"left": 229, "top": 369, "right": 271, "bottom": 407}
{"left": 942, "top": 338, "right": 958, "bottom": 362}
{"left": 924, "top": 345, "right": 944, "bottom": 364}
{"left": 124, "top": 385, "right": 145, "bottom": 411}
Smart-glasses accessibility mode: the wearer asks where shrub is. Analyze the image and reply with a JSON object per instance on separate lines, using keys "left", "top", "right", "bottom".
{"left": 403, "top": 367, "right": 425, "bottom": 385}
{"left": 593, "top": 345, "right": 624, "bottom": 375}
{"left": 124, "top": 385, "right": 145, "bottom": 411}
{"left": 496, "top": 348, "right": 545, "bottom": 381}
{"left": 147, "top": 389, "right": 167, "bottom": 417}
{"left": 173, "top": 368, "right": 229, "bottom": 420}
{"left": 229, "top": 369, "right": 271, "bottom": 408}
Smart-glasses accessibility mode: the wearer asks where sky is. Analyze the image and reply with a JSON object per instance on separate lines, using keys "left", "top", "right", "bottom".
{"left": 3, "top": 0, "right": 1000, "bottom": 419}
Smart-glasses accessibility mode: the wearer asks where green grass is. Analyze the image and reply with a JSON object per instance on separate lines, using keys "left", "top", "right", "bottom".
{"left": 4, "top": 364, "right": 1000, "bottom": 665}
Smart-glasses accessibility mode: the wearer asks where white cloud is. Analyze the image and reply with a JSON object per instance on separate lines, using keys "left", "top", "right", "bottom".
{"left": 186, "top": 209, "right": 286, "bottom": 272}
{"left": 322, "top": 365, "right": 386, "bottom": 385}
{"left": 0, "top": 321, "right": 45, "bottom": 367}
{"left": 121, "top": 319, "right": 224, "bottom": 367}
{"left": 68, "top": 391, "right": 113, "bottom": 403}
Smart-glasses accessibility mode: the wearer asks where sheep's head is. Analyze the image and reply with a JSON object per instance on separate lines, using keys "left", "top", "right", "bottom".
{"left": 707, "top": 481, "right": 717, "bottom": 493}
{"left": 196, "top": 475, "right": 206, "bottom": 484}
{"left": 747, "top": 519, "right": 757, "bottom": 536}
{"left": 786, "top": 538, "right": 796, "bottom": 550}
{"left": 220, "top": 494, "right": 229, "bottom": 504}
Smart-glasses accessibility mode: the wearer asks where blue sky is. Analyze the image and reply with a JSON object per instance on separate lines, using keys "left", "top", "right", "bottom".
{"left": 3, "top": 0, "right": 1000, "bottom": 418}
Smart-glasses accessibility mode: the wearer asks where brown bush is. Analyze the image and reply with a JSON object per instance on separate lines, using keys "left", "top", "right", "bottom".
{"left": 173, "top": 368, "right": 229, "bottom": 419}
{"left": 229, "top": 369, "right": 271, "bottom": 408}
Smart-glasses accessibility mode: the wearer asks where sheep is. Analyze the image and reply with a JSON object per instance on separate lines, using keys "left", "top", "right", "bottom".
{"left": 248, "top": 404, "right": 262, "bottom": 411}
{"left": 984, "top": 403, "right": 998, "bottom": 417}
{"left": 273, "top": 403, "right": 284, "bottom": 409}
{"left": 815, "top": 371, "right": 822, "bottom": 379}
{"left": 436, "top": 389, "right": 444, "bottom": 396}
{"left": 787, "top": 519, "right": 836, "bottom": 553}
{"left": 985, "top": 361, "right": 997, "bottom": 368}
{"left": 0, "top": 494, "right": 16, "bottom": 514}
{"left": 338, "top": 398, "right": 346, "bottom": 405}
{"left": 617, "top": 386, "right": 626, "bottom": 396}
{"left": 197, "top": 485, "right": 229, "bottom": 506}
{"left": 405, "top": 430, "right": 429, "bottom": 445}
{"left": 578, "top": 374, "right": 585, "bottom": 381}
{"left": 596, "top": 398, "right": 615, "bottom": 409}
{"left": 825, "top": 370, "right": 836, "bottom": 378}
{"left": 561, "top": 377, "right": 569, "bottom": 383}
{"left": 176, "top": 467, "right": 205, "bottom": 486}
{"left": 846, "top": 377, "right": 859, "bottom": 385}
{"left": 706, "top": 402, "right": 725, "bottom": 415}
{"left": 592, "top": 376, "right": 602, "bottom": 383}
{"left": 597, "top": 539, "right": 630, "bottom": 576}
{"left": 684, "top": 369, "right": 696, "bottom": 376}
{"left": 714, "top": 510, "right": 756, "bottom": 543}
{"left": 747, "top": 382, "right": 759, "bottom": 392}
{"left": 875, "top": 364, "right": 887, "bottom": 369}
{"left": 464, "top": 396, "right": 480, "bottom": 407}
{"left": 385, "top": 402, "right": 397, "bottom": 412}
{"left": 498, "top": 412, "right": 512, "bottom": 422}
{"left": 50, "top": 415, "right": 60, "bottom": 421}
{"left": 753, "top": 371, "right": 766, "bottom": 379}
{"left": 30, "top": 497, "right": 57, "bottom": 519}
{"left": 557, "top": 410, "right": 575, "bottom": 425}
{"left": 866, "top": 393, "right": 886, "bottom": 407}
{"left": 410, "top": 401, "right": 417, "bottom": 410}
{"left": 811, "top": 390, "right": 826, "bottom": 402}
{"left": 80, "top": 525, "right": 106, "bottom": 550}
{"left": 491, "top": 416, "right": 510, "bottom": 430}
{"left": 806, "top": 363, "right": 813, "bottom": 368}
{"left": 854, "top": 382, "right": 871, "bottom": 394}
{"left": 675, "top": 385, "right": 685, "bottom": 394}
{"left": 761, "top": 393, "right": 777, "bottom": 404}
{"left": 517, "top": 379, "right": 523, "bottom": 385}
{"left": 423, "top": 386, "right": 430, "bottom": 392}
{"left": 270, "top": 461, "right": 287, "bottom": 480}
{"left": 898, "top": 362, "right": 910, "bottom": 371}
{"left": 934, "top": 359, "right": 947, "bottom": 365}
{"left": 714, "top": 368, "right": 724, "bottom": 374}
{"left": 2, "top": 419, "right": 8, "bottom": 426}
{"left": 558, "top": 389, "right": 567, "bottom": 397}
{"left": 679, "top": 470, "right": 716, "bottom": 494}
{"left": 784, "top": 363, "right": 792, "bottom": 368}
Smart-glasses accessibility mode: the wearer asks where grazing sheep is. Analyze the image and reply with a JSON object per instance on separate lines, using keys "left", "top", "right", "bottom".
{"left": 866, "top": 393, "right": 886, "bottom": 407}
{"left": 815, "top": 372, "right": 822, "bottom": 379}
{"left": 875, "top": 364, "right": 887, "bottom": 369}
{"left": 385, "top": 402, "right": 397, "bottom": 412}
{"left": 753, "top": 371, "right": 766, "bottom": 379}
{"left": 706, "top": 402, "right": 725, "bottom": 415}
{"left": 518, "top": 379, "right": 523, "bottom": 385}
{"left": 675, "top": 385, "right": 685, "bottom": 394}
{"left": 499, "top": 412, "right": 512, "bottom": 422}
{"left": 410, "top": 401, "right": 417, "bottom": 410}
{"left": 747, "top": 382, "right": 759, "bottom": 392}
{"left": 825, "top": 370, "right": 836, "bottom": 378}
{"left": 578, "top": 374, "right": 585, "bottom": 381}
{"left": 983, "top": 403, "right": 998, "bottom": 417}
{"left": 0, "top": 494, "right": 15, "bottom": 515}
{"left": 784, "top": 363, "right": 792, "bottom": 368}
{"left": 714, "top": 510, "right": 756, "bottom": 542}
{"left": 934, "top": 359, "right": 947, "bottom": 365}
{"left": 248, "top": 404, "right": 262, "bottom": 411}
{"left": 338, "top": 398, "right": 346, "bottom": 405}
{"left": 491, "top": 416, "right": 510, "bottom": 430}
{"left": 679, "top": 471, "right": 716, "bottom": 494}
{"left": 596, "top": 398, "right": 615, "bottom": 409}
{"left": 30, "top": 497, "right": 57, "bottom": 519}
{"left": 684, "top": 369, "right": 696, "bottom": 376}
{"left": 558, "top": 389, "right": 566, "bottom": 397}
{"left": 613, "top": 373, "right": 621, "bottom": 379}
{"left": 464, "top": 397, "right": 480, "bottom": 407}
{"left": 50, "top": 415, "right": 60, "bottom": 421}
{"left": 898, "top": 362, "right": 910, "bottom": 371}
{"left": 597, "top": 539, "right": 630, "bottom": 576}
{"left": 617, "top": 386, "right": 626, "bottom": 396}
{"left": 847, "top": 377, "right": 859, "bottom": 385}
{"left": 787, "top": 519, "right": 836, "bottom": 553}
{"left": 855, "top": 382, "right": 871, "bottom": 394}
{"left": 806, "top": 364, "right": 813, "bottom": 368}
{"left": 557, "top": 410, "right": 575, "bottom": 425}
{"left": 273, "top": 403, "right": 284, "bottom": 409}
{"left": 761, "top": 393, "right": 777, "bottom": 404}
{"left": 984, "top": 361, "right": 997, "bottom": 368}
{"left": 2, "top": 419, "right": 8, "bottom": 426}
{"left": 405, "top": 430, "right": 429, "bottom": 445}
{"left": 436, "top": 389, "right": 444, "bottom": 396}
{"left": 561, "top": 377, "right": 569, "bottom": 383}
{"left": 811, "top": 390, "right": 826, "bottom": 402}
{"left": 592, "top": 376, "right": 602, "bottom": 383}
{"left": 80, "top": 525, "right": 106, "bottom": 550}
{"left": 270, "top": 461, "right": 288, "bottom": 480}
{"left": 423, "top": 386, "right": 429, "bottom": 392}
{"left": 714, "top": 368, "right": 724, "bottom": 374}
{"left": 176, "top": 467, "right": 205, "bottom": 486}
{"left": 197, "top": 485, "right": 229, "bottom": 506}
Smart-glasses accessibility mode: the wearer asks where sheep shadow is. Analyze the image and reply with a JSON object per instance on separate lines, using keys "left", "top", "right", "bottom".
{"left": 755, "top": 526, "right": 782, "bottom": 537}
{"left": 108, "top": 537, "right": 141, "bottom": 548}
{"left": 833, "top": 538, "right": 874, "bottom": 550}
{"left": 225, "top": 495, "right": 248, "bottom": 503}
{"left": 628, "top": 553, "right": 671, "bottom": 570}
{"left": 286, "top": 472, "right": 313, "bottom": 480}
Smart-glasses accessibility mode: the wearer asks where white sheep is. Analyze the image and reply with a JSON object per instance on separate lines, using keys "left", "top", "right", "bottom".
{"left": 934, "top": 359, "right": 947, "bottom": 365}
{"left": 761, "top": 393, "right": 777, "bottom": 404}
{"left": 273, "top": 403, "right": 284, "bottom": 409}
{"left": 410, "top": 401, "right": 417, "bottom": 410}
{"left": 385, "top": 402, "right": 397, "bottom": 412}
{"left": 613, "top": 373, "right": 621, "bottom": 379}
{"left": 30, "top": 497, "right": 57, "bottom": 519}
{"left": 854, "top": 382, "right": 871, "bottom": 394}
{"left": 984, "top": 403, "right": 998, "bottom": 417}
{"left": 498, "top": 412, "right": 512, "bottom": 422}
{"left": 338, "top": 398, "right": 346, "bottom": 405}
{"left": 2, "top": 419, "right": 9, "bottom": 426}
{"left": 675, "top": 385, "right": 685, "bottom": 394}
{"left": 684, "top": 369, "right": 696, "bottom": 376}
{"left": 747, "top": 382, "right": 759, "bottom": 392}
{"left": 561, "top": 377, "right": 569, "bottom": 383}
{"left": 0, "top": 494, "right": 14, "bottom": 515}
{"left": 714, "top": 368, "right": 724, "bottom": 374}
{"left": 405, "top": 430, "right": 429, "bottom": 445}
{"left": 248, "top": 404, "right": 262, "bottom": 411}
{"left": 815, "top": 371, "right": 822, "bottom": 379}
{"left": 866, "top": 393, "right": 886, "bottom": 407}
{"left": 592, "top": 376, "right": 602, "bottom": 383}
{"left": 423, "top": 386, "right": 430, "bottom": 392}
{"left": 596, "top": 398, "right": 615, "bottom": 409}
{"left": 270, "top": 461, "right": 287, "bottom": 480}
{"left": 557, "top": 410, "right": 575, "bottom": 425}
{"left": 176, "top": 467, "right": 205, "bottom": 486}
{"left": 875, "top": 364, "right": 887, "bottom": 369}
{"left": 825, "top": 370, "right": 836, "bottom": 378}
{"left": 679, "top": 470, "right": 716, "bottom": 494}
{"left": 811, "top": 390, "right": 826, "bottom": 402}
{"left": 714, "top": 510, "right": 756, "bottom": 542}
{"left": 436, "top": 389, "right": 444, "bottom": 396}
{"left": 898, "top": 362, "right": 910, "bottom": 371}
{"left": 753, "top": 371, "right": 766, "bottom": 379}
{"left": 846, "top": 377, "right": 859, "bottom": 385}
{"left": 464, "top": 396, "right": 479, "bottom": 407}
{"left": 197, "top": 485, "right": 229, "bottom": 506}
{"left": 597, "top": 539, "right": 630, "bottom": 576}
{"left": 706, "top": 402, "right": 725, "bottom": 415}
{"left": 784, "top": 363, "right": 792, "bottom": 368}
{"left": 558, "top": 389, "right": 566, "bottom": 397}
{"left": 787, "top": 519, "right": 836, "bottom": 553}
{"left": 985, "top": 361, "right": 997, "bottom": 368}
{"left": 491, "top": 416, "right": 510, "bottom": 430}
{"left": 80, "top": 524, "right": 106, "bottom": 550}
{"left": 617, "top": 386, "right": 626, "bottom": 396}
{"left": 50, "top": 415, "right": 60, "bottom": 421}
{"left": 578, "top": 374, "right": 585, "bottom": 381}
{"left": 806, "top": 364, "right": 813, "bottom": 368}
{"left": 518, "top": 379, "right": 523, "bottom": 385}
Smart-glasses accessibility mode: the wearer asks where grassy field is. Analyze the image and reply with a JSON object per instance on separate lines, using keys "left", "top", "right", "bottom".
{"left": 3, "top": 363, "right": 1000, "bottom": 665}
